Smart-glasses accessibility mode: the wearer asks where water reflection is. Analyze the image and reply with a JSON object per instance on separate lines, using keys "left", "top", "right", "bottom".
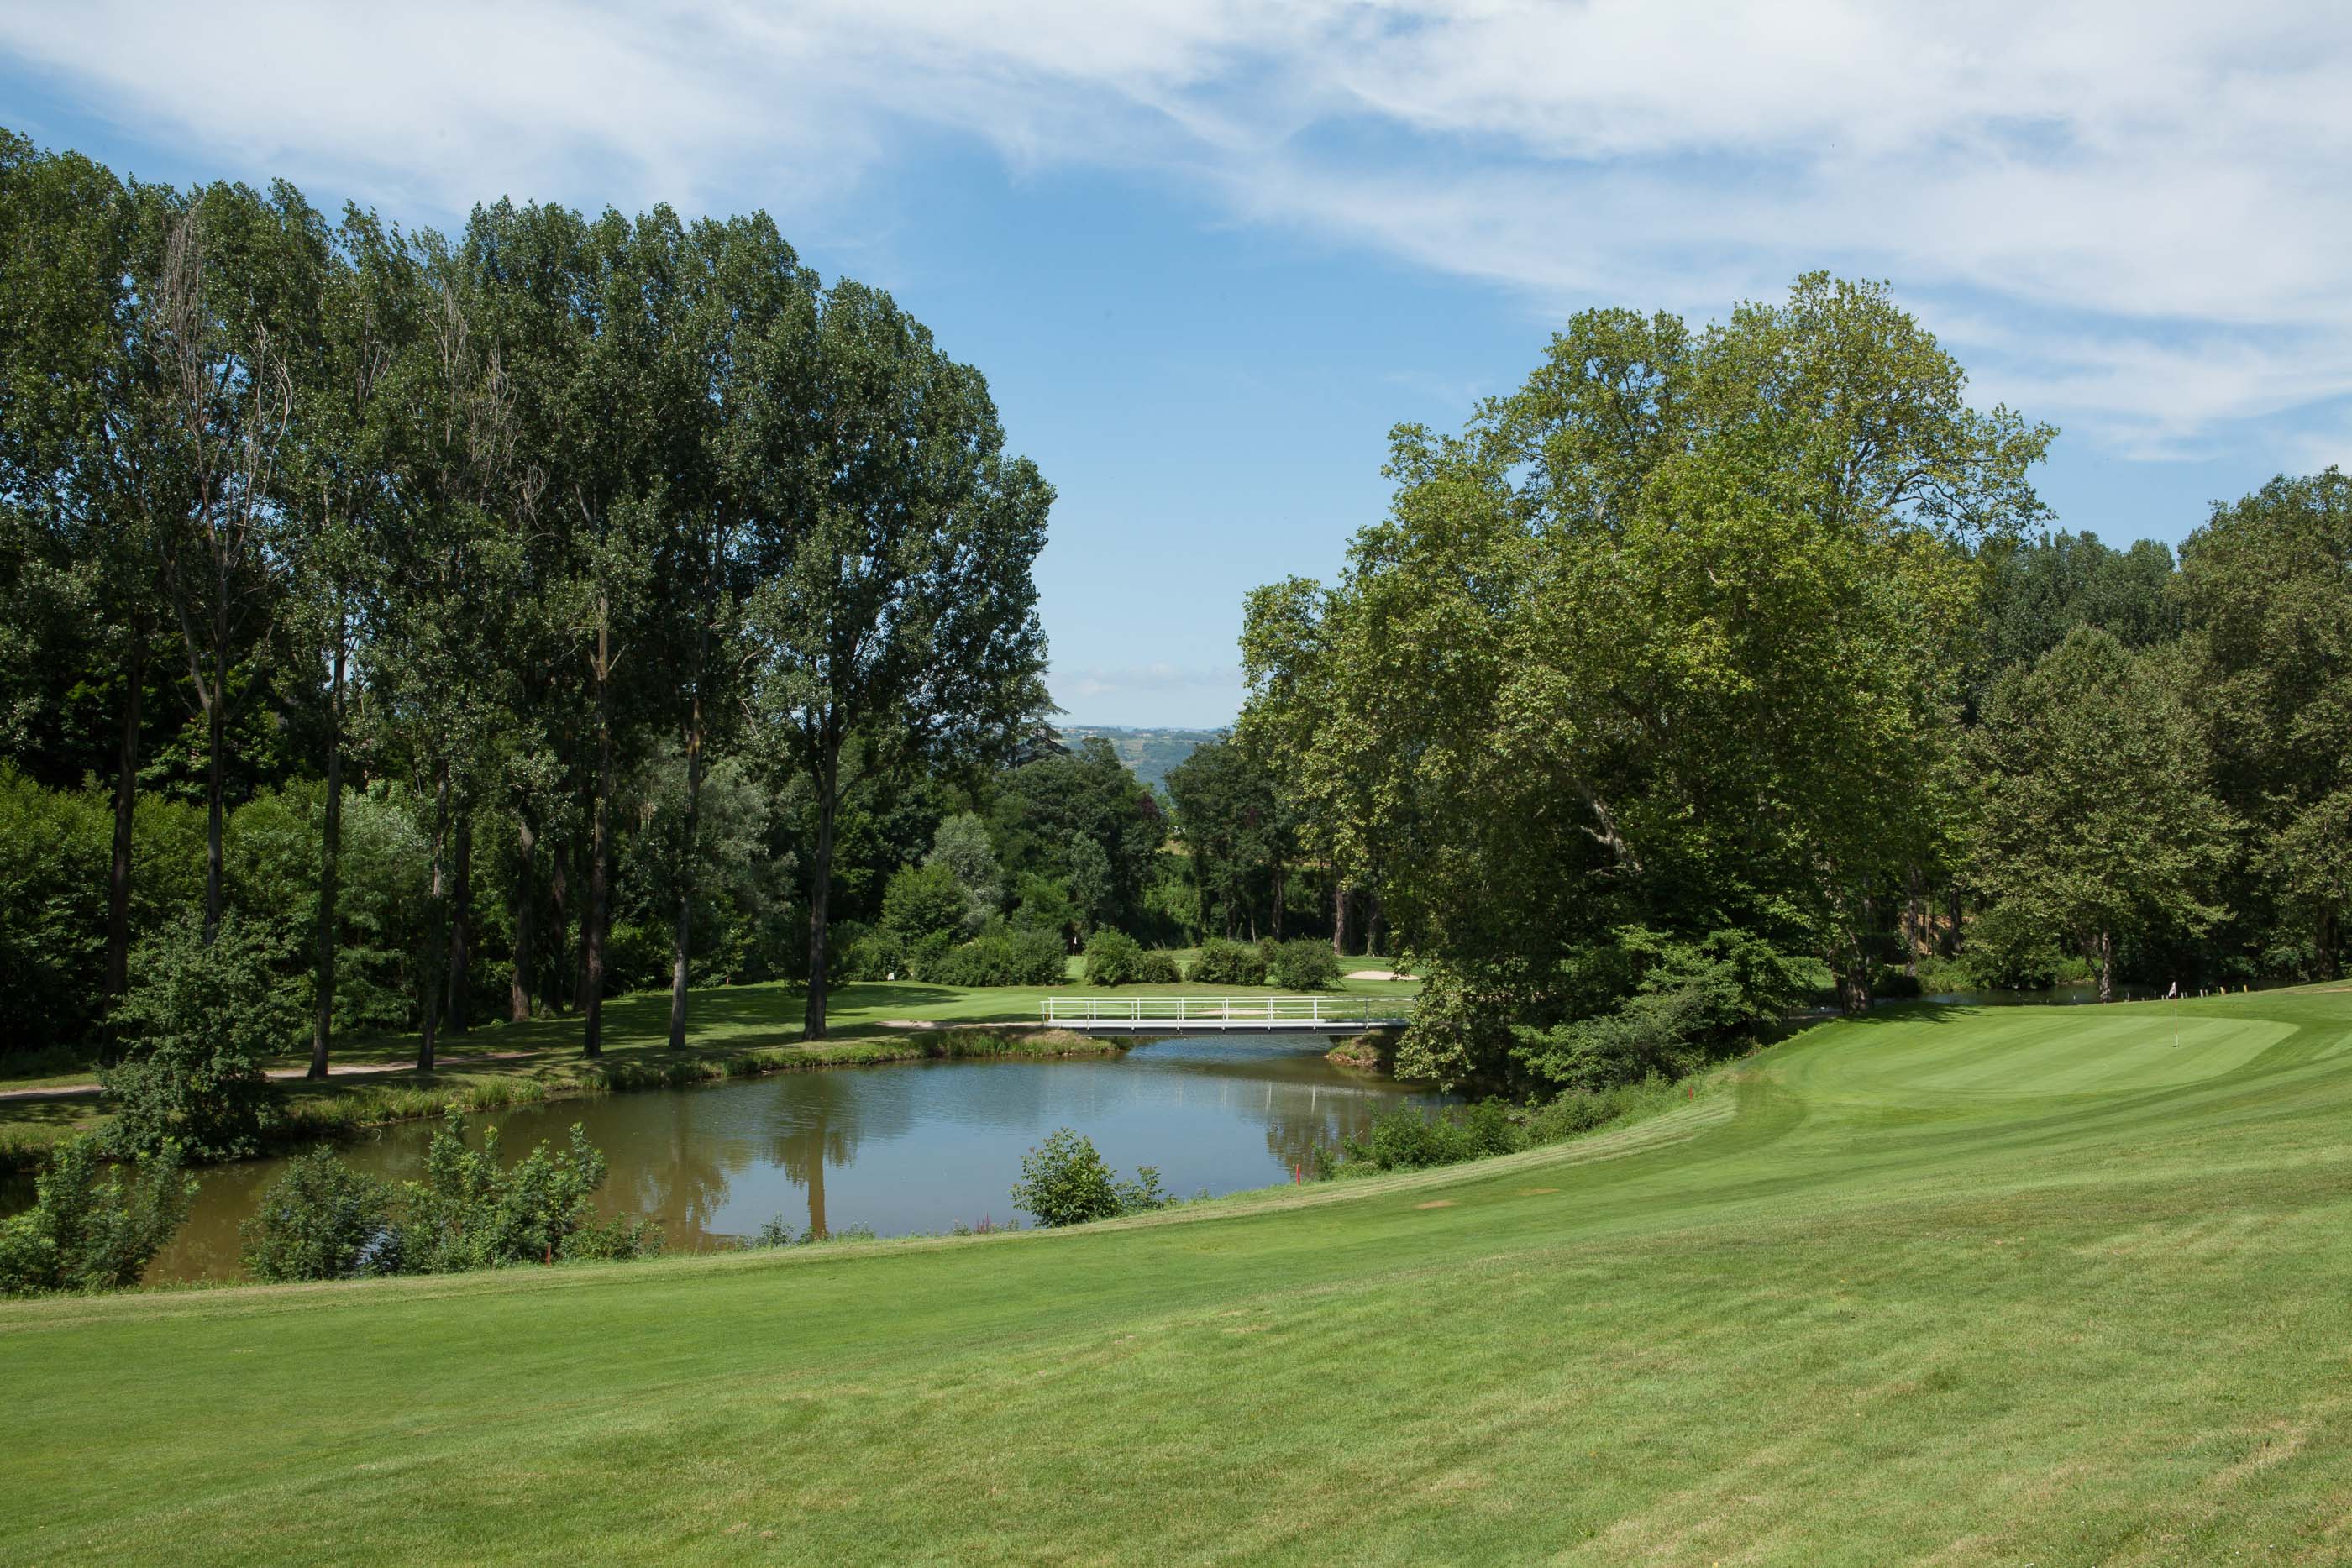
{"left": 134, "top": 1037, "right": 1451, "bottom": 1282}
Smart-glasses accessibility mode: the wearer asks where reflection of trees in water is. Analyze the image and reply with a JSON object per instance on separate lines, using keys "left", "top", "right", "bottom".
{"left": 752, "top": 1069, "right": 920, "bottom": 1239}
{"left": 1257, "top": 1082, "right": 1436, "bottom": 1172}
{"left": 615, "top": 1093, "right": 739, "bottom": 1246}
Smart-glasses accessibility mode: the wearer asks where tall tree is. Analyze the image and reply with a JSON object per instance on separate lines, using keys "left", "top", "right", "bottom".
{"left": 143, "top": 181, "right": 325, "bottom": 942}
{"left": 652, "top": 215, "right": 813, "bottom": 1049}
{"left": 746, "top": 279, "right": 1050, "bottom": 1040}
{"left": 283, "top": 209, "right": 416, "bottom": 1075}
{"left": 1971, "top": 627, "right": 2234, "bottom": 1000}
{"left": 0, "top": 137, "right": 160, "bottom": 994}
{"left": 2176, "top": 469, "right": 2352, "bottom": 978}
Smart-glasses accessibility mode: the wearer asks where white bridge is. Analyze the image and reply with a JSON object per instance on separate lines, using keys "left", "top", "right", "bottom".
{"left": 1042, "top": 994, "right": 1410, "bottom": 1036}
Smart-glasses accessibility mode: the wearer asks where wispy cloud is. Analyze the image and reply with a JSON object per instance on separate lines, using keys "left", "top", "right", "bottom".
{"left": 8, "top": 2, "right": 2352, "bottom": 459}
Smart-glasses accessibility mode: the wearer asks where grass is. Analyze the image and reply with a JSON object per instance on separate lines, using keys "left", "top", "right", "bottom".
{"left": 0, "top": 973, "right": 1418, "bottom": 1167}
{"left": 6, "top": 987, "right": 2350, "bottom": 1564}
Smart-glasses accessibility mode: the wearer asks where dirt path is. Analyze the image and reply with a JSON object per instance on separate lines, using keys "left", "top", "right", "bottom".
{"left": 0, "top": 1050, "right": 536, "bottom": 1103}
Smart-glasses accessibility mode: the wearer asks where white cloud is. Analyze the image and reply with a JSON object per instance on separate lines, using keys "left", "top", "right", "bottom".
{"left": 8, "top": 1, "right": 2352, "bottom": 454}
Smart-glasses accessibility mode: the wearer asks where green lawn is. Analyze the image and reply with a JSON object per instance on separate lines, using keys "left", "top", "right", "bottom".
{"left": 4, "top": 988, "right": 2349, "bottom": 1564}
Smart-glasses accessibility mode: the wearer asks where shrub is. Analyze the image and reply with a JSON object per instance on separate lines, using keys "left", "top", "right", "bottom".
{"left": 1267, "top": 938, "right": 1342, "bottom": 991}
{"left": 1081, "top": 929, "right": 1144, "bottom": 986}
{"left": 1134, "top": 948, "right": 1182, "bottom": 984}
{"left": 913, "top": 926, "right": 1068, "bottom": 987}
{"left": 0, "top": 1135, "right": 194, "bottom": 1297}
{"left": 398, "top": 1114, "right": 658, "bottom": 1272}
{"left": 238, "top": 1146, "right": 398, "bottom": 1282}
{"left": 1010, "top": 1127, "right": 1167, "bottom": 1227}
{"left": 1189, "top": 937, "right": 1266, "bottom": 986}
{"left": 103, "top": 913, "right": 296, "bottom": 1161}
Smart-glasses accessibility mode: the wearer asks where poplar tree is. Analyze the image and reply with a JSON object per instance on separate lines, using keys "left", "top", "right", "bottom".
{"left": 746, "top": 280, "right": 1050, "bottom": 1040}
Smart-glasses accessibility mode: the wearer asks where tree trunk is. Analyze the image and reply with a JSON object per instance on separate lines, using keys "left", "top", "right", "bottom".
{"left": 445, "top": 808, "right": 472, "bottom": 1035}
{"left": 202, "top": 661, "right": 226, "bottom": 944}
{"left": 1271, "top": 862, "right": 1284, "bottom": 941}
{"left": 803, "top": 742, "right": 839, "bottom": 1041}
{"left": 308, "top": 629, "right": 345, "bottom": 1079}
{"left": 2317, "top": 905, "right": 2339, "bottom": 983}
{"left": 105, "top": 616, "right": 145, "bottom": 998}
{"left": 582, "top": 622, "right": 612, "bottom": 1059}
{"left": 667, "top": 686, "right": 706, "bottom": 1051}
{"left": 2097, "top": 927, "right": 2114, "bottom": 1004}
{"left": 1331, "top": 879, "right": 1348, "bottom": 957}
{"left": 417, "top": 771, "right": 449, "bottom": 1073}
{"left": 510, "top": 809, "right": 537, "bottom": 1024}
{"left": 547, "top": 836, "right": 570, "bottom": 1015}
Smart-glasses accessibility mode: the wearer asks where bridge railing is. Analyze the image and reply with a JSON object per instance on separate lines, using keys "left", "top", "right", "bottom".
{"left": 1042, "top": 994, "right": 1405, "bottom": 1025}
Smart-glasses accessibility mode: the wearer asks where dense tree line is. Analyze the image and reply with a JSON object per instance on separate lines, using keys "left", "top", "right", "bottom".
{"left": 0, "top": 129, "right": 1063, "bottom": 1067}
{"left": 1237, "top": 275, "right": 2350, "bottom": 1089}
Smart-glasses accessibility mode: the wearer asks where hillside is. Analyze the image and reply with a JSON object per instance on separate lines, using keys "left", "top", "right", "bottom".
{"left": 1058, "top": 725, "right": 1224, "bottom": 792}
{"left": 5, "top": 989, "right": 2350, "bottom": 1564}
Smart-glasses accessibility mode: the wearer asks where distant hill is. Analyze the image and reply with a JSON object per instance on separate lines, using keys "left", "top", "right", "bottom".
{"left": 1058, "top": 726, "right": 1225, "bottom": 793}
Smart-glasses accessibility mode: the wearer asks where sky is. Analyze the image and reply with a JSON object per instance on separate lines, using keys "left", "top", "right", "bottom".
{"left": 4, "top": 3, "right": 2349, "bottom": 727}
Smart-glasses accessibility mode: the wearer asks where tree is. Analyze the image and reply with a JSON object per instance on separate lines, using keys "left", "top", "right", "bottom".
{"left": 652, "top": 214, "right": 814, "bottom": 1049}
{"left": 0, "top": 137, "right": 166, "bottom": 998}
{"left": 2176, "top": 470, "right": 2352, "bottom": 978}
{"left": 1167, "top": 737, "right": 1278, "bottom": 939}
{"left": 1238, "top": 275, "right": 2053, "bottom": 1086}
{"left": 746, "top": 279, "right": 1050, "bottom": 1040}
{"left": 924, "top": 811, "right": 1003, "bottom": 936}
{"left": 144, "top": 181, "right": 325, "bottom": 942}
{"left": 1971, "top": 627, "right": 2233, "bottom": 1001}
{"left": 282, "top": 209, "right": 417, "bottom": 1076}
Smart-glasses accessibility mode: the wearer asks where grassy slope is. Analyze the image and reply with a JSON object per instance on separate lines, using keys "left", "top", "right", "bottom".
{"left": 4, "top": 989, "right": 2349, "bottom": 1565}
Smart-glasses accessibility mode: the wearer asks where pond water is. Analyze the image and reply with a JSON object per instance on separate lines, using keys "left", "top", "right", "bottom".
{"left": 130, "top": 1037, "right": 1452, "bottom": 1284}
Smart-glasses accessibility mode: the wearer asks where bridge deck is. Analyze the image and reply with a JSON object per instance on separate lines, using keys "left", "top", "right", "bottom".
{"left": 1042, "top": 996, "right": 1410, "bottom": 1036}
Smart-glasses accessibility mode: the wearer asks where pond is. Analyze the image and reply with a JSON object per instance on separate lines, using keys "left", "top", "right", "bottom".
{"left": 134, "top": 1037, "right": 1453, "bottom": 1284}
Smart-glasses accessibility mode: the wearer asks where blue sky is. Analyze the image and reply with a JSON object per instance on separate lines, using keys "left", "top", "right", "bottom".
{"left": 6, "top": 3, "right": 2348, "bottom": 726}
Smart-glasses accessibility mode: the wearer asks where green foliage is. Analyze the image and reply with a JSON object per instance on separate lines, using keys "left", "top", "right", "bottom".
{"left": 1189, "top": 936, "right": 1267, "bottom": 986}
{"left": 238, "top": 1146, "right": 397, "bottom": 1282}
{"left": 924, "top": 812, "right": 1004, "bottom": 936}
{"left": 1080, "top": 928, "right": 1145, "bottom": 986}
{"left": 1342, "top": 1102, "right": 1521, "bottom": 1171}
{"left": 1265, "top": 937, "right": 1341, "bottom": 991}
{"left": 988, "top": 737, "right": 1168, "bottom": 937}
{"left": 1972, "top": 627, "right": 2234, "bottom": 999}
{"left": 881, "top": 861, "right": 969, "bottom": 947}
{"left": 912, "top": 926, "right": 1068, "bottom": 987}
{"left": 0, "top": 1135, "right": 193, "bottom": 1297}
{"left": 397, "top": 1114, "right": 659, "bottom": 1273}
{"left": 103, "top": 913, "right": 296, "bottom": 1161}
{"left": 1241, "top": 274, "right": 2053, "bottom": 1082}
{"left": 1009, "top": 1127, "right": 1166, "bottom": 1227}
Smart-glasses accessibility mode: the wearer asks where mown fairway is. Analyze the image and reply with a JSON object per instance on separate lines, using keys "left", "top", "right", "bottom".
{"left": 4, "top": 989, "right": 2349, "bottom": 1565}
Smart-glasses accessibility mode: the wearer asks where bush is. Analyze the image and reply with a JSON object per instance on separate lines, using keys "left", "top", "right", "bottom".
{"left": 398, "top": 1114, "right": 658, "bottom": 1272}
{"left": 913, "top": 926, "right": 1068, "bottom": 987}
{"left": 1081, "top": 929, "right": 1142, "bottom": 985}
{"left": 1343, "top": 1102, "right": 1522, "bottom": 1171}
{"left": 238, "top": 1146, "right": 398, "bottom": 1282}
{"left": 1267, "top": 938, "right": 1342, "bottom": 991}
{"left": 1134, "top": 949, "right": 1182, "bottom": 984}
{"left": 1010, "top": 1127, "right": 1167, "bottom": 1227}
{"left": 1189, "top": 937, "right": 1267, "bottom": 986}
{"left": 103, "top": 913, "right": 297, "bottom": 1161}
{"left": 0, "top": 1135, "right": 194, "bottom": 1297}
{"left": 1520, "top": 1074, "right": 1678, "bottom": 1145}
